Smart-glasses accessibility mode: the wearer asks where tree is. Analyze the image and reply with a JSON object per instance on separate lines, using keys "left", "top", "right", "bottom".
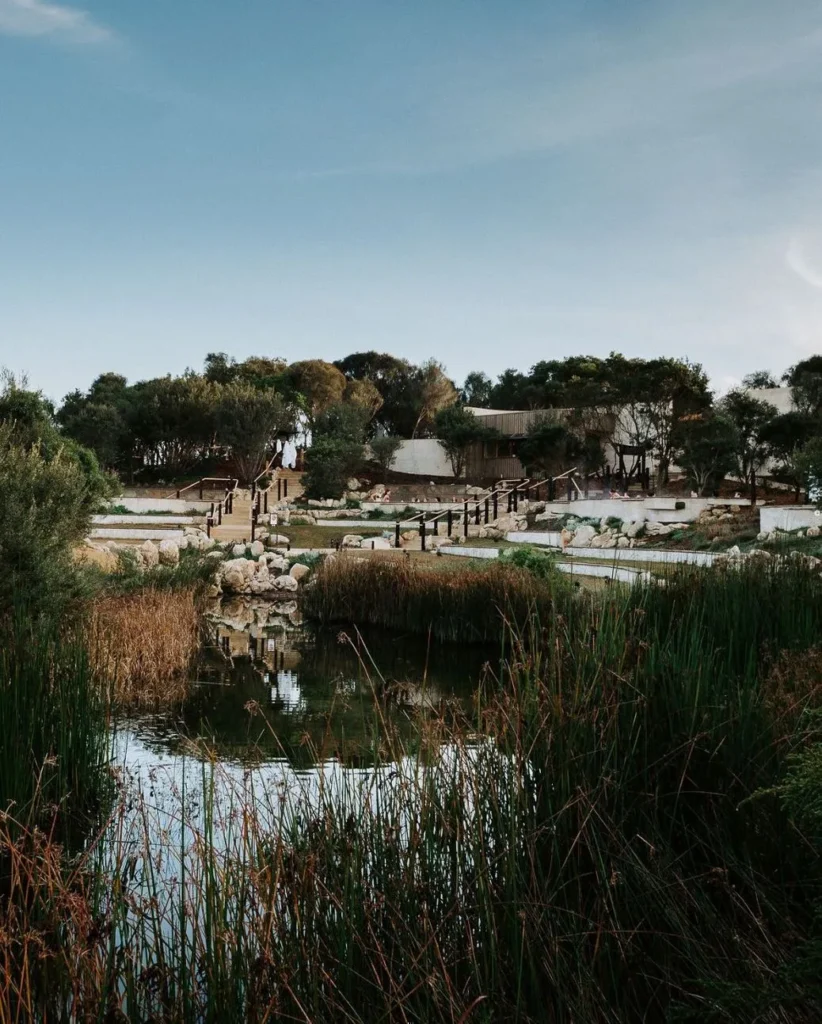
{"left": 434, "top": 405, "right": 500, "bottom": 478}
{"left": 785, "top": 356, "right": 822, "bottom": 417}
{"left": 518, "top": 418, "right": 579, "bottom": 478}
{"left": 795, "top": 437, "right": 822, "bottom": 507}
{"left": 343, "top": 378, "right": 384, "bottom": 422}
{"left": 760, "top": 411, "right": 817, "bottom": 501}
{"left": 742, "top": 370, "right": 779, "bottom": 389}
{"left": 673, "top": 414, "right": 738, "bottom": 496}
{"left": 369, "top": 434, "right": 403, "bottom": 482}
{"left": 215, "top": 382, "right": 293, "bottom": 484}
{"left": 203, "top": 352, "right": 238, "bottom": 385}
{"left": 335, "top": 351, "right": 421, "bottom": 436}
{"left": 461, "top": 371, "right": 493, "bottom": 408}
{"left": 57, "top": 373, "right": 132, "bottom": 472}
{"left": 281, "top": 360, "right": 346, "bottom": 426}
{"left": 302, "top": 402, "right": 369, "bottom": 499}
{"left": 718, "top": 389, "right": 776, "bottom": 502}
{"left": 126, "top": 374, "right": 219, "bottom": 476}
{"left": 410, "top": 360, "right": 458, "bottom": 438}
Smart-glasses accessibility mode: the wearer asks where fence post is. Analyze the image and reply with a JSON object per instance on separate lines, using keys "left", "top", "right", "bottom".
{"left": 251, "top": 480, "right": 256, "bottom": 500}
{"left": 264, "top": 491, "right": 268, "bottom": 514}
{"left": 484, "top": 497, "right": 489, "bottom": 523}
{"left": 218, "top": 502, "right": 222, "bottom": 525}
{"left": 284, "top": 479, "right": 288, "bottom": 498}
{"left": 463, "top": 502, "right": 469, "bottom": 537}
{"left": 420, "top": 519, "right": 426, "bottom": 551}
{"left": 513, "top": 487, "right": 518, "bottom": 512}
{"left": 395, "top": 522, "right": 401, "bottom": 548}
{"left": 277, "top": 479, "right": 282, "bottom": 501}
{"left": 474, "top": 502, "right": 480, "bottom": 525}
{"left": 493, "top": 493, "right": 498, "bottom": 520}
{"left": 199, "top": 481, "right": 203, "bottom": 501}
{"left": 567, "top": 476, "right": 573, "bottom": 501}
{"left": 584, "top": 474, "right": 589, "bottom": 499}
{"left": 206, "top": 516, "right": 212, "bottom": 538}
{"left": 433, "top": 515, "right": 438, "bottom": 535}
{"left": 251, "top": 509, "right": 257, "bottom": 542}
{"left": 447, "top": 510, "right": 453, "bottom": 536}
{"left": 176, "top": 489, "right": 180, "bottom": 499}
{"left": 210, "top": 501, "right": 214, "bottom": 518}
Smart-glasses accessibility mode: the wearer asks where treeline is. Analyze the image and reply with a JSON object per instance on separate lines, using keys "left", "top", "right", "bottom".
{"left": 14, "top": 348, "right": 822, "bottom": 498}
{"left": 56, "top": 353, "right": 458, "bottom": 484}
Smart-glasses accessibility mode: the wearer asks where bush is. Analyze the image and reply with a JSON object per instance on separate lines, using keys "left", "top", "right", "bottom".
{"left": 0, "top": 425, "right": 106, "bottom": 614}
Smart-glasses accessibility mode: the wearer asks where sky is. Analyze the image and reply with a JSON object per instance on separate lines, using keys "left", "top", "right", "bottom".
{"left": 3, "top": 0, "right": 822, "bottom": 404}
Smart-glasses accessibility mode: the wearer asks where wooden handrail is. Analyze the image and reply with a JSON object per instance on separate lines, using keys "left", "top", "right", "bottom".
{"left": 167, "top": 476, "right": 238, "bottom": 500}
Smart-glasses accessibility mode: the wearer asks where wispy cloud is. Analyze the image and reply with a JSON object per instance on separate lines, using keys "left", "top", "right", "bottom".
{"left": 787, "top": 237, "right": 822, "bottom": 290}
{"left": 0, "top": 0, "right": 112, "bottom": 44}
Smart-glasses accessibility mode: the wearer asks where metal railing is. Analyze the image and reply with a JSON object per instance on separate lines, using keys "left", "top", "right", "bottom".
{"left": 394, "top": 478, "right": 539, "bottom": 550}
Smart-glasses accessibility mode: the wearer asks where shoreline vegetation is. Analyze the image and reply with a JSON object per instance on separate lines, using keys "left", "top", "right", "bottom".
{"left": 2, "top": 560, "right": 822, "bottom": 1019}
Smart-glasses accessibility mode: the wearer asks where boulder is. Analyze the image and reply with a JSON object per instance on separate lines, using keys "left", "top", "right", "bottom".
{"left": 432, "top": 536, "right": 455, "bottom": 548}
{"left": 263, "top": 553, "right": 289, "bottom": 573}
{"left": 232, "top": 543, "right": 247, "bottom": 557}
{"left": 249, "top": 567, "right": 274, "bottom": 595}
{"left": 360, "top": 537, "right": 392, "bottom": 550}
{"left": 273, "top": 574, "right": 299, "bottom": 592}
{"left": 158, "top": 538, "right": 180, "bottom": 566}
{"left": 140, "top": 540, "right": 159, "bottom": 568}
{"left": 808, "top": 526, "right": 821, "bottom": 537}
{"left": 249, "top": 540, "right": 266, "bottom": 557}
{"left": 617, "top": 536, "right": 629, "bottom": 548}
{"left": 221, "top": 557, "right": 256, "bottom": 594}
{"left": 622, "top": 519, "right": 644, "bottom": 539}
{"left": 346, "top": 478, "right": 362, "bottom": 492}
{"left": 726, "top": 545, "right": 742, "bottom": 558}
{"left": 289, "top": 563, "right": 311, "bottom": 581}
{"left": 266, "top": 534, "right": 291, "bottom": 547}
{"left": 560, "top": 528, "right": 573, "bottom": 548}
{"left": 645, "top": 522, "right": 672, "bottom": 537}
{"left": 341, "top": 534, "right": 364, "bottom": 548}
{"left": 568, "top": 524, "right": 597, "bottom": 547}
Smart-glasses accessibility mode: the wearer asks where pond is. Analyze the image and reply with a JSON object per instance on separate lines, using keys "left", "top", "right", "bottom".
{"left": 120, "top": 597, "right": 494, "bottom": 771}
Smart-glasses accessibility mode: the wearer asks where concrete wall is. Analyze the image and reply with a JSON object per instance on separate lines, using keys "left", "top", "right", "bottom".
{"left": 760, "top": 506, "right": 822, "bottom": 532}
{"left": 540, "top": 497, "right": 754, "bottom": 524}
{"left": 110, "top": 497, "right": 212, "bottom": 514}
{"left": 389, "top": 440, "right": 454, "bottom": 479}
{"left": 95, "top": 514, "right": 202, "bottom": 525}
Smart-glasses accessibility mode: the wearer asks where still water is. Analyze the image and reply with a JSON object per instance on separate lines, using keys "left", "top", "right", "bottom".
{"left": 118, "top": 597, "right": 495, "bottom": 772}
{"left": 113, "top": 598, "right": 497, "bottom": 853}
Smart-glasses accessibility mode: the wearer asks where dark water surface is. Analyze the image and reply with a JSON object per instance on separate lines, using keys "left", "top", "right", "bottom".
{"left": 122, "top": 598, "right": 496, "bottom": 770}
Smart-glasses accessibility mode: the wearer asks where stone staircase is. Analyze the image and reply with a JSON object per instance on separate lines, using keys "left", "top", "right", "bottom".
{"left": 210, "top": 470, "right": 305, "bottom": 544}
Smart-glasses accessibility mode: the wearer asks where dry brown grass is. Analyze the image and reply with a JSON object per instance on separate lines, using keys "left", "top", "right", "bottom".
{"left": 86, "top": 588, "right": 200, "bottom": 705}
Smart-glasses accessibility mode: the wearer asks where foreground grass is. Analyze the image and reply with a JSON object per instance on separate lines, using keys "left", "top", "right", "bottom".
{"left": 3, "top": 562, "right": 822, "bottom": 1020}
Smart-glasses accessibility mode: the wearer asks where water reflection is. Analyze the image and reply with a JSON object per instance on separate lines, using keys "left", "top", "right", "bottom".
{"left": 121, "top": 598, "right": 493, "bottom": 770}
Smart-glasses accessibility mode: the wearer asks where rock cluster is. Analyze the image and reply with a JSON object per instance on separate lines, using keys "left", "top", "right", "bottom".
{"left": 217, "top": 551, "right": 312, "bottom": 596}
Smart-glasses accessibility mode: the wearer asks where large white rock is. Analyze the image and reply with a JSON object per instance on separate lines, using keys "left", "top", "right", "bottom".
{"left": 221, "top": 557, "right": 256, "bottom": 594}
{"left": 232, "top": 543, "right": 247, "bottom": 557}
{"left": 622, "top": 519, "right": 644, "bottom": 538}
{"left": 266, "top": 534, "right": 291, "bottom": 547}
{"left": 140, "top": 540, "right": 159, "bottom": 568}
{"left": 289, "top": 563, "right": 311, "bottom": 581}
{"left": 249, "top": 540, "right": 266, "bottom": 557}
{"left": 808, "top": 526, "right": 821, "bottom": 537}
{"left": 341, "top": 534, "right": 364, "bottom": 548}
{"left": 273, "top": 574, "right": 299, "bottom": 592}
{"left": 569, "top": 524, "right": 597, "bottom": 547}
{"left": 158, "top": 538, "right": 180, "bottom": 566}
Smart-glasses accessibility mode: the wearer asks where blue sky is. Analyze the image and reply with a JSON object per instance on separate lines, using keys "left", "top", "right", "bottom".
{"left": 3, "top": 0, "right": 822, "bottom": 403}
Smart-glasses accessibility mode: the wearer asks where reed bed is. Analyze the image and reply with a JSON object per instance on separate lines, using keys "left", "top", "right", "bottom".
{"left": 304, "top": 555, "right": 571, "bottom": 642}
{"left": 86, "top": 587, "right": 201, "bottom": 706}
{"left": 0, "top": 607, "right": 109, "bottom": 842}
{"left": 3, "top": 561, "right": 822, "bottom": 1020}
